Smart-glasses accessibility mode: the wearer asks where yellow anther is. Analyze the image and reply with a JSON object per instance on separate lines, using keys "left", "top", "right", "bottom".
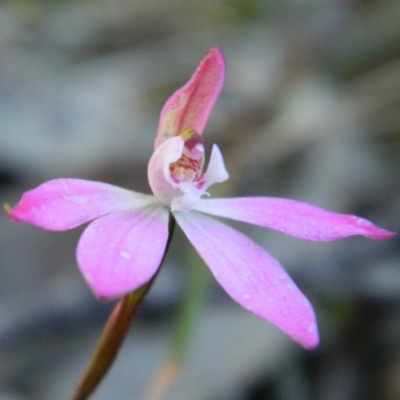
{"left": 179, "top": 129, "right": 198, "bottom": 141}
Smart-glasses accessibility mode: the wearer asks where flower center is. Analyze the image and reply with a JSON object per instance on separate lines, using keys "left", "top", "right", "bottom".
{"left": 169, "top": 129, "right": 205, "bottom": 185}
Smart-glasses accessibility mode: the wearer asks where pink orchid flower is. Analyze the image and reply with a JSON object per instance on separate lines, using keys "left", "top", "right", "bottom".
{"left": 7, "top": 48, "right": 394, "bottom": 349}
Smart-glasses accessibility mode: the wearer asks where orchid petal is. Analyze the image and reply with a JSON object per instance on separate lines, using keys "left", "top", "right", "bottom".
{"left": 148, "top": 136, "right": 184, "bottom": 205}
{"left": 174, "top": 211, "right": 319, "bottom": 349}
{"left": 7, "top": 179, "right": 157, "bottom": 231}
{"left": 155, "top": 47, "right": 225, "bottom": 148}
{"left": 194, "top": 197, "right": 395, "bottom": 241}
{"left": 77, "top": 204, "right": 169, "bottom": 300}
{"left": 202, "top": 144, "right": 229, "bottom": 190}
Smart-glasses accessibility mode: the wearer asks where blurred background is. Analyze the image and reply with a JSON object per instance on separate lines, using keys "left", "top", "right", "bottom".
{"left": 1, "top": 0, "right": 400, "bottom": 399}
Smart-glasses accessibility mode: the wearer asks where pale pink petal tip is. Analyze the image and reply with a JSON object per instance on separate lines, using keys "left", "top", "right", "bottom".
{"left": 202, "top": 144, "right": 229, "bottom": 188}
{"left": 296, "top": 311, "right": 320, "bottom": 350}
{"left": 349, "top": 216, "right": 396, "bottom": 240}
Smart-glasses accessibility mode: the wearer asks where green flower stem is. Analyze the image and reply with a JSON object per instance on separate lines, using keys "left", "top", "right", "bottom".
{"left": 71, "top": 216, "right": 175, "bottom": 400}
{"left": 142, "top": 244, "right": 210, "bottom": 400}
{"left": 170, "top": 247, "right": 209, "bottom": 363}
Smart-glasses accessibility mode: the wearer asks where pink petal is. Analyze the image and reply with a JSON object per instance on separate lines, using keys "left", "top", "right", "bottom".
{"left": 201, "top": 144, "right": 229, "bottom": 190}
{"left": 77, "top": 204, "right": 169, "bottom": 300}
{"left": 194, "top": 197, "right": 395, "bottom": 241}
{"left": 155, "top": 47, "right": 225, "bottom": 148}
{"left": 174, "top": 210, "right": 319, "bottom": 349}
{"left": 148, "top": 136, "right": 184, "bottom": 205}
{"left": 7, "top": 179, "right": 157, "bottom": 231}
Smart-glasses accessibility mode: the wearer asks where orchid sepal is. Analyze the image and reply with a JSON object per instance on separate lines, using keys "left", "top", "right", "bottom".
{"left": 77, "top": 204, "right": 169, "bottom": 300}
{"left": 174, "top": 210, "right": 319, "bottom": 349}
{"left": 193, "top": 197, "right": 396, "bottom": 241}
{"left": 7, "top": 178, "right": 157, "bottom": 231}
{"left": 155, "top": 47, "right": 225, "bottom": 148}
